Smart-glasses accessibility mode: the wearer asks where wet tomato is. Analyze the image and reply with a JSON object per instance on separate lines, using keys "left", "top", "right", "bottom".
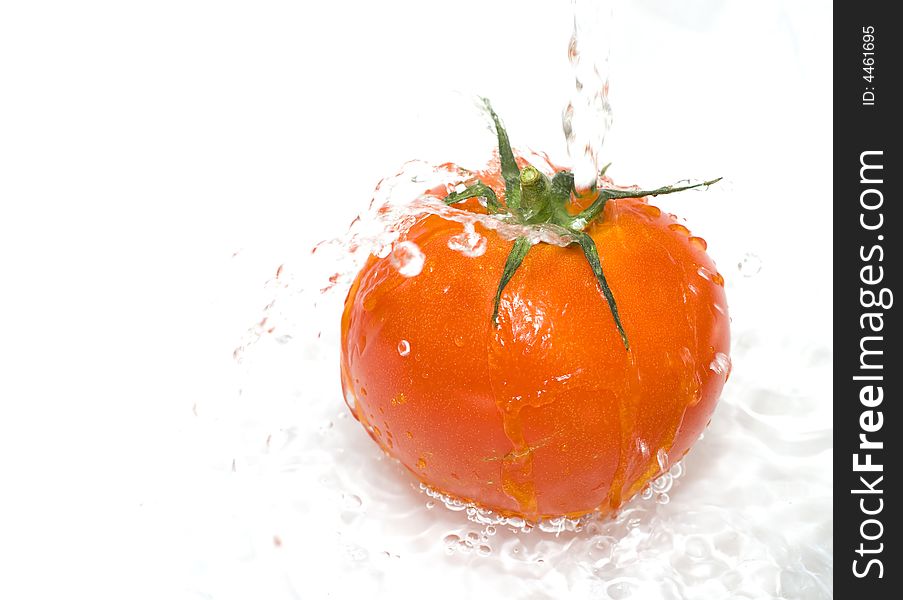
{"left": 340, "top": 102, "right": 730, "bottom": 520}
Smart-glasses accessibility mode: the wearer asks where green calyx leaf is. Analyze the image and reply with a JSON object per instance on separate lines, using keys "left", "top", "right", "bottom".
{"left": 571, "top": 230, "right": 629, "bottom": 350}
{"left": 492, "top": 236, "right": 533, "bottom": 325}
{"left": 482, "top": 97, "right": 522, "bottom": 216}
{"left": 444, "top": 181, "right": 503, "bottom": 214}
{"left": 569, "top": 177, "right": 723, "bottom": 231}
{"left": 440, "top": 99, "right": 720, "bottom": 351}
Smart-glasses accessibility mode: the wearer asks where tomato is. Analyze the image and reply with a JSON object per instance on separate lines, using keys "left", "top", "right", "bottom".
{"left": 340, "top": 102, "right": 730, "bottom": 520}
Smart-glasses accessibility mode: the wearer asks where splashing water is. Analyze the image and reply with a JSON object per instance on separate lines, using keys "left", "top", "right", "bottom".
{"left": 215, "top": 8, "right": 829, "bottom": 596}
{"left": 563, "top": 0, "right": 616, "bottom": 192}
{"left": 447, "top": 222, "right": 488, "bottom": 258}
{"left": 738, "top": 252, "right": 763, "bottom": 277}
{"left": 389, "top": 241, "right": 425, "bottom": 277}
{"left": 216, "top": 144, "right": 831, "bottom": 598}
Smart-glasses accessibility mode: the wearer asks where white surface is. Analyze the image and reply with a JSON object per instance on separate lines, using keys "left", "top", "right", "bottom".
{"left": 0, "top": 1, "right": 831, "bottom": 599}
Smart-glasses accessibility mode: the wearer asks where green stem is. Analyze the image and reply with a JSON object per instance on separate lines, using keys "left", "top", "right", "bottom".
{"left": 519, "top": 166, "right": 553, "bottom": 223}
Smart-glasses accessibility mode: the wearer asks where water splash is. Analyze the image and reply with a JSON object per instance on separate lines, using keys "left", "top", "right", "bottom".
{"left": 389, "top": 241, "right": 425, "bottom": 277}
{"left": 219, "top": 35, "right": 829, "bottom": 600}
{"left": 447, "top": 222, "right": 488, "bottom": 257}
{"left": 738, "top": 252, "right": 763, "bottom": 277}
{"left": 563, "top": 0, "right": 616, "bottom": 192}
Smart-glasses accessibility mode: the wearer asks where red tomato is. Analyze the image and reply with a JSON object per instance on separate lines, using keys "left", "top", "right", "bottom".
{"left": 340, "top": 104, "right": 729, "bottom": 520}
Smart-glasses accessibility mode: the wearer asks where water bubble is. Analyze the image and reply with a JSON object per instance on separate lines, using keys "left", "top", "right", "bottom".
{"left": 447, "top": 223, "right": 488, "bottom": 258}
{"left": 506, "top": 516, "right": 526, "bottom": 529}
{"left": 539, "top": 517, "right": 566, "bottom": 534}
{"left": 397, "top": 340, "right": 411, "bottom": 357}
{"left": 390, "top": 241, "right": 425, "bottom": 277}
{"left": 607, "top": 581, "right": 636, "bottom": 600}
{"left": 345, "top": 544, "right": 368, "bottom": 562}
{"left": 656, "top": 492, "right": 670, "bottom": 505}
{"left": 709, "top": 352, "right": 731, "bottom": 376}
{"left": 443, "top": 534, "right": 460, "bottom": 546}
{"left": 341, "top": 493, "right": 363, "bottom": 510}
{"left": 477, "top": 545, "right": 492, "bottom": 556}
{"left": 651, "top": 473, "right": 673, "bottom": 494}
{"left": 738, "top": 252, "right": 763, "bottom": 277}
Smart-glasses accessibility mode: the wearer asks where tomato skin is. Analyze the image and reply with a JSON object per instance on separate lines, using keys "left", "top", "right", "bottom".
{"left": 340, "top": 181, "right": 730, "bottom": 519}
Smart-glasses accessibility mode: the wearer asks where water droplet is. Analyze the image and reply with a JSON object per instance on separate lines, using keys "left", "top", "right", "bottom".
{"left": 477, "top": 545, "right": 492, "bottom": 556}
{"left": 447, "top": 223, "right": 488, "bottom": 257}
{"left": 341, "top": 493, "right": 363, "bottom": 510}
{"left": 443, "top": 534, "right": 460, "bottom": 546}
{"left": 689, "top": 236, "right": 708, "bottom": 251}
{"left": 390, "top": 241, "right": 425, "bottom": 277}
{"left": 607, "top": 582, "right": 636, "bottom": 599}
{"left": 668, "top": 223, "right": 691, "bottom": 236}
{"left": 345, "top": 544, "right": 368, "bottom": 562}
{"left": 397, "top": 340, "right": 411, "bottom": 356}
{"left": 638, "top": 204, "right": 662, "bottom": 219}
{"left": 343, "top": 389, "right": 357, "bottom": 412}
{"left": 738, "top": 252, "right": 762, "bottom": 277}
{"left": 506, "top": 516, "right": 526, "bottom": 529}
{"left": 657, "top": 448, "right": 670, "bottom": 471}
{"left": 466, "top": 531, "right": 480, "bottom": 542}
{"left": 709, "top": 352, "right": 731, "bottom": 376}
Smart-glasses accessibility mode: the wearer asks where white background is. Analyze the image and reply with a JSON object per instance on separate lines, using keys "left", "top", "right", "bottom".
{"left": 1, "top": 1, "right": 831, "bottom": 598}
